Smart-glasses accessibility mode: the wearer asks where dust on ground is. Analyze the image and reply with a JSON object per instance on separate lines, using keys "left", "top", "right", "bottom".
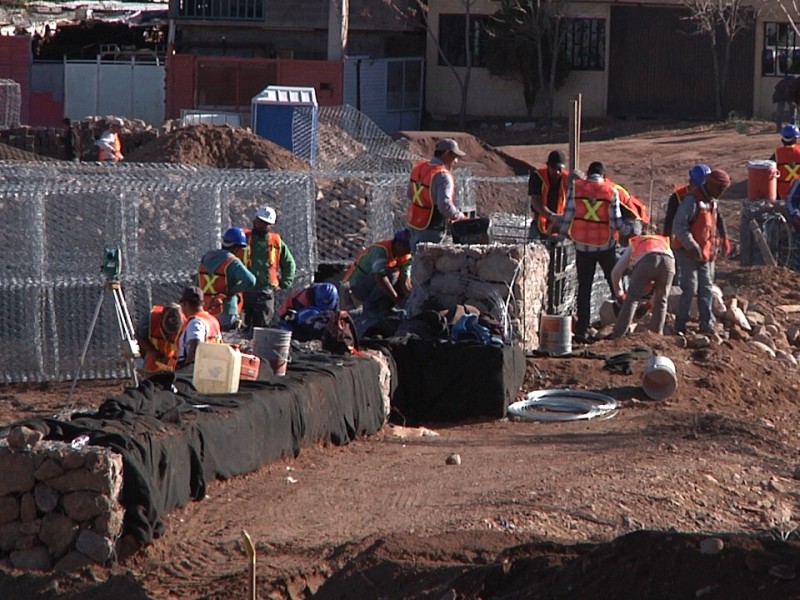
{"left": 3, "top": 120, "right": 800, "bottom": 599}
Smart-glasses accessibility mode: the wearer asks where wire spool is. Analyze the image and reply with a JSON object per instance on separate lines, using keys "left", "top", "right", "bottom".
{"left": 508, "top": 389, "right": 618, "bottom": 421}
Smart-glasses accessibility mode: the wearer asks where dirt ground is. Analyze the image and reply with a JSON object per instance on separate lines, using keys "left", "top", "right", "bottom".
{"left": 3, "top": 120, "right": 800, "bottom": 599}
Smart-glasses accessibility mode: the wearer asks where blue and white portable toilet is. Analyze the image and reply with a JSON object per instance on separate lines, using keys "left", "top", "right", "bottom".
{"left": 251, "top": 85, "right": 319, "bottom": 166}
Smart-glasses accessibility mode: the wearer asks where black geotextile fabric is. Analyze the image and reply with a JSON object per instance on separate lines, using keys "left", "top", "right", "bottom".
{"left": 23, "top": 354, "right": 387, "bottom": 547}
{"left": 363, "top": 336, "right": 526, "bottom": 424}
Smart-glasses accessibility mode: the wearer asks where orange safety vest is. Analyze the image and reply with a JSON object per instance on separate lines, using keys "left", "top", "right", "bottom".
{"left": 614, "top": 184, "right": 650, "bottom": 223}
{"left": 342, "top": 240, "right": 411, "bottom": 283}
{"left": 182, "top": 310, "right": 222, "bottom": 344}
{"left": 674, "top": 185, "right": 691, "bottom": 203}
{"left": 407, "top": 160, "right": 450, "bottom": 230}
{"left": 244, "top": 230, "right": 283, "bottom": 288}
{"left": 628, "top": 234, "right": 671, "bottom": 269}
{"left": 672, "top": 188, "right": 718, "bottom": 262}
{"left": 775, "top": 145, "right": 800, "bottom": 199}
{"left": 278, "top": 287, "right": 314, "bottom": 319}
{"left": 143, "top": 305, "right": 185, "bottom": 373}
{"left": 533, "top": 167, "right": 570, "bottom": 235}
{"left": 568, "top": 178, "right": 616, "bottom": 247}
{"left": 98, "top": 133, "right": 123, "bottom": 162}
{"left": 197, "top": 254, "right": 243, "bottom": 316}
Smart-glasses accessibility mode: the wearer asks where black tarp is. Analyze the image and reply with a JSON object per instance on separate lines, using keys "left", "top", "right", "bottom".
{"left": 25, "top": 353, "right": 387, "bottom": 546}
{"left": 364, "top": 337, "right": 526, "bottom": 424}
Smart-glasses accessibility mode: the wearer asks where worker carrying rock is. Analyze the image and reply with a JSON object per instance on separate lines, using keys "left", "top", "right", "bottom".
{"left": 610, "top": 233, "right": 676, "bottom": 339}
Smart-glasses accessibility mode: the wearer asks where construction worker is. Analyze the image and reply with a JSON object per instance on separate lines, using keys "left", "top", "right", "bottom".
{"left": 135, "top": 303, "right": 185, "bottom": 374}
{"left": 558, "top": 161, "right": 632, "bottom": 344}
{"left": 595, "top": 169, "right": 647, "bottom": 245}
{"left": 278, "top": 282, "right": 339, "bottom": 320}
{"left": 342, "top": 229, "right": 412, "bottom": 316}
{"left": 407, "top": 138, "right": 467, "bottom": 252}
{"left": 197, "top": 227, "right": 256, "bottom": 331}
{"left": 96, "top": 117, "right": 124, "bottom": 162}
{"left": 528, "top": 149, "right": 570, "bottom": 239}
{"left": 243, "top": 206, "right": 296, "bottom": 330}
{"left": 278, "top": 282, "right": 340, "bottom": 341}
{"left": 176, "top": 286, "right": 222, "bottom": 368}
{"left": 610, "top": 233, "right": 675, "bottom": 339}
{"left": 672, "top": 169, "right": 731, "bottom": 335}
{"left": 663, "top": 165, "right": 710, "bottom": 237}
{"left": 771, "top": 124, "right": 800, "bottom": 199}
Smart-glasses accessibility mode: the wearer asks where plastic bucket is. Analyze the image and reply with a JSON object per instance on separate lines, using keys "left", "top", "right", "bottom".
{"left": 747, "top": 160, "right": 778, "bottom": 201}
{"left": 253, "top": 327, "right": 292, "bottom": 376}
{"left": 642, "top": 356, "right": 677, "bottom": 400}
{"left": 539, "top": 315, "right": 572, "bottom": 356}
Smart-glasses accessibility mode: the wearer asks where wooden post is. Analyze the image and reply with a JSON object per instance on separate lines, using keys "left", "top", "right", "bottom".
{"left": 568, "top": 94, "right": 581, "bottom": 172}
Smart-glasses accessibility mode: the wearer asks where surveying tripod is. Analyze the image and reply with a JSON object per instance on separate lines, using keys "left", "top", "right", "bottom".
{"left": 67, "top": 246, "right": 141, "bottom": 406}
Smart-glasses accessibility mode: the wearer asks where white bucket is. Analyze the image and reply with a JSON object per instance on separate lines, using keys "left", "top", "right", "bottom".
{"left": 253, "top": 327, "right": 292, "bottom": 376}
{"left": 642, "top": 356, "right": 677, "bottom": 400}
{"left": 539, "top": 315, "right": 572, "bottom": 356}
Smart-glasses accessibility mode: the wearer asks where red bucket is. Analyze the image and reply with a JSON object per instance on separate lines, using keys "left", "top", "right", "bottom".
{"left": 747, "top": 160, "right": 778, "bottom": 201}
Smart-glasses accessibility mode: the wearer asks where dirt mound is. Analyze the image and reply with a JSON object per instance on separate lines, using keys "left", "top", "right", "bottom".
{"left": 124, "top": 124, "right": 311, "bottom": 170}
{"left": 397, "top": 130, "right": 534, "bottom": 177}
{"left": 0, "top": 142, "right": 53, "bottom": 161}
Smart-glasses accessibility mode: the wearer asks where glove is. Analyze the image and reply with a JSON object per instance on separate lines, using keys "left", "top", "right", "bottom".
{"left": 721, "top": 237, "right": 732, "bottom": 258}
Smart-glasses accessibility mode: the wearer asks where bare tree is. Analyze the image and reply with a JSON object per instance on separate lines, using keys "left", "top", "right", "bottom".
{"left": 384, "top": 0, "right": 477, "bottom": 128}
{"left": 484, "top": 0, "right": 571, "bottom": 123}
{"left": 681, "top": 0, "right": 758, "bottom": 119}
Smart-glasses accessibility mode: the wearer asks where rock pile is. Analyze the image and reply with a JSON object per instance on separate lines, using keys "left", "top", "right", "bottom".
{"left": 407, "top": 243, "right": 550, "bottom": 351}
{"left": 0, "top": 429, "right": 123, "bottom": 571}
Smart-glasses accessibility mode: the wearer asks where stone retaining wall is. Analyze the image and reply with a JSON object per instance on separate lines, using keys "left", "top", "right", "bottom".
{"left": 408, "top": 243, "right": 550, "bottom": 351}
{"left": 0, "top": 433, "right": 123, "bottom": 571}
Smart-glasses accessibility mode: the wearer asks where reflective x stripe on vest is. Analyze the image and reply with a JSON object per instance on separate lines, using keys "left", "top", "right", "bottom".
{"left": 198, "top": 254, "right": 236, "bottom": 315}
{"left": 569, "top": 179, "right": 615, "bottom": 247}
{"left": 776, "top": 145, "right": 800, "bottom": 198}
{"left": 407, "top": 160, "right": 449, "bottom": 230}
{"left": 535, "top": 167, "right": 569, "bottom": 235}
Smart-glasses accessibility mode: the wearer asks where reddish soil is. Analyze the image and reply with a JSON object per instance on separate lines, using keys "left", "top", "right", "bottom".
{"left": 124, "top": 124, "right": 311, "bottom": 170}
{"left": 3, "top": 121, "right": 800, "bottom": 599}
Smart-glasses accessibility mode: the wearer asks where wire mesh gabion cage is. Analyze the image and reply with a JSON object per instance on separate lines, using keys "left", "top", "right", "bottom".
{"left": 0, "top": 78, "right": 21, "bottom": 129}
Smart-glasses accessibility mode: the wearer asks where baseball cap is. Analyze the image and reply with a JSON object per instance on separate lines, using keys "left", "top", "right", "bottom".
{"left": 546, "top": 150, "right": 566, "bottom": 168}
{"left": 435, "top": 138, "right": 466, "bottom": 157}
{"left": 180, "top": 286, "right": 204, "bottom": 305}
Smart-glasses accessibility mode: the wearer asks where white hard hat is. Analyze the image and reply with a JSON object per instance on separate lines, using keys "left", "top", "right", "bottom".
{"left": 112, "top": 117, "right": 124, "bottom": 126}
{"left": 254, "top": 206, "right": 277, "bottom": 224}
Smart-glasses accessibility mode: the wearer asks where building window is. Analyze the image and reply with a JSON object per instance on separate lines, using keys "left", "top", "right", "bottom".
{"left": 763, "top": 22, "right": 800, "bottom": 76}
{"left": 387, "top": 60, "right": 422, "bottom": 111}
{"left": 177, "top": 0, "right": 264, "bottom": 21}
{"left": 438, "top": 14, "right": 492, "bottom": 67}
{"left": 565, "top": 18, "right": 605, "bottom": 70}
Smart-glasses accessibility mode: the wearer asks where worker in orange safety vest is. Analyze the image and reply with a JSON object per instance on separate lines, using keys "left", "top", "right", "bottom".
{"left": 177, "top": 286, "right": 222, "bottom": 368}
{"left": 407, "top": 138, "right": 467, "bottom": 251}
{"left": 135, "top": 303, "right": 185, "bottom": 374}
{"left": 771, "top": 124, "right": 800, "bottom": 199}
{"left": 610, "top": 234, "right": 676, "bottom": 338}
{"left": 96, "top": 117, "right": 124, "bottom": 162}
{"left": 528, "top": 149, "right": 570, "bottom": 238}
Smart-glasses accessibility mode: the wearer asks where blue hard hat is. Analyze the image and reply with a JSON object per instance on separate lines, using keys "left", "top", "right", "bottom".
{"left": 781, "top": 124, "right": 800, "bottom": 143}
{"left": 688, "top": 164, "right": 711, "bottom": 187}
{"left": 222, "top": 227, "right": 247, "bottom": 248}
{"left": 313, "top": 283, "right": 339, "bottom": 311}
{"left": 394, "top": 228, "right": 411, "bottom": 244}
